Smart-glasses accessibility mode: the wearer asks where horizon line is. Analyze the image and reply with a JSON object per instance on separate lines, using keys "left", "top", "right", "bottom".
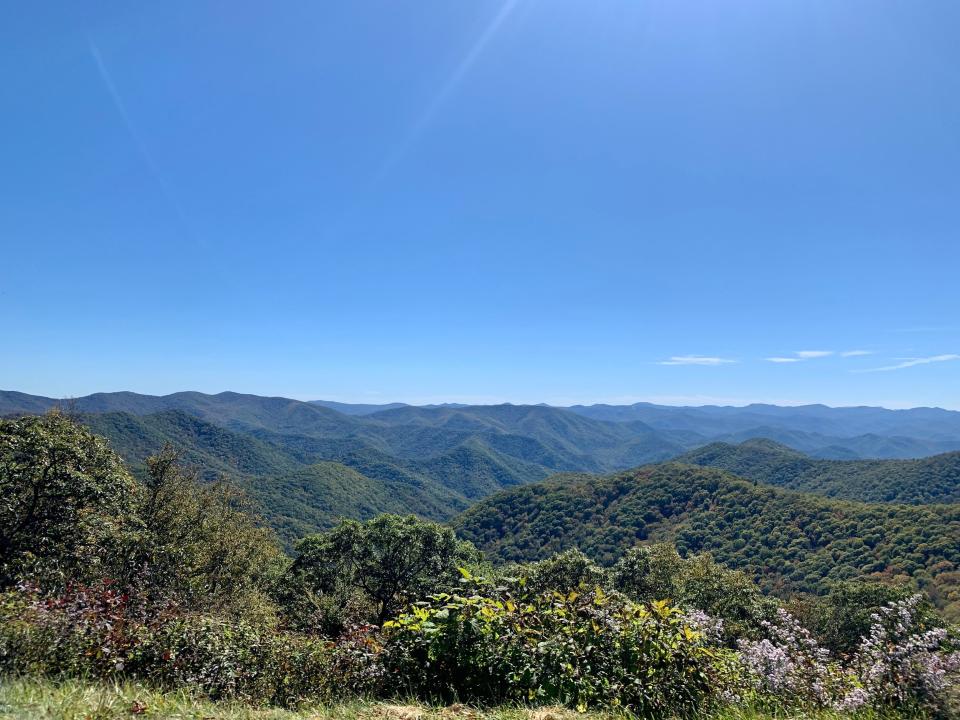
{"left": 2, "top": 388, "right": 957, "bottom": 413}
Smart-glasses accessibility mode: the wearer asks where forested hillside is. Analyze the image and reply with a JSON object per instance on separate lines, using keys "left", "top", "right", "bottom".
{"left": 74, "top": 410, "right": 499, "bottom": 547}
{"left": 3, "top": 412, "right": 959, "bottom": 717}
{"left": 5, "top": 391, "right": 960, "bottom": 552}
{"left": 677, "top": 439, "right": 960, "bottom": 503}
{"left": 6, "top": 391, "right": 960, "bottom": 464}
{"left": 454, "top": 463, "right": 960, "bottom": 619}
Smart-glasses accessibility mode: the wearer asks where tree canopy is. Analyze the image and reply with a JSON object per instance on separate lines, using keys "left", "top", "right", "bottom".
{"left": 0, "top": 412, "right": 138, "bottom": 588}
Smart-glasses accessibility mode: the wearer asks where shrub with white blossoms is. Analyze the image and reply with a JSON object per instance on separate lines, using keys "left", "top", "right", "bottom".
{"left": 736, "top": 607, "right": 846, "bottom": 708}
{"left": 683, "top": 609, "right": 725, "bottom": 644}
{"left": 847, "top": 594, "right": 960, "bottom": 714}
{"left": 735, "top": 595, "right": 959, "bottom": 714}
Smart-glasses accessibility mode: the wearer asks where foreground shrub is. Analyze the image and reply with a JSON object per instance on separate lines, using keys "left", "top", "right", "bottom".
{"left": 125, "top": 447, "right": 287, "bottom": 621}
{"left": 736, "top": 607, "right": 849, "bottom": 709}
{"left": 791, "top": 580, "right": 941, "bottom": 657}
{"left": 612, "top": 545, "right": 777, "bottom": 643}
{"left": 848, "top": 594, "right": 960, "bottom": 716}
{"left": 279, "top": 515, "right": 481, "bottom": 634}
{"left": 381, "top": 576, "right": 731, "bottom": 715}
{"left": 736, "top": 596, "right": 960, "bottom": 716}
{"left": 0, "top": 582, "right": 380, "bottom": 706}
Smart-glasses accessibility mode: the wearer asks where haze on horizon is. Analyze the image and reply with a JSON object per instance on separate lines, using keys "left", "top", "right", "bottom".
{"left": 2, "top": 1, "right": 958, "bottom": 409}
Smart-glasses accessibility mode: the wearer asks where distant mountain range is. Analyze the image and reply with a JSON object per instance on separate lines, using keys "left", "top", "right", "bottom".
{"left": 5, "top": 391, "right": 960, "bottom": 458}
{"left": 4, "top": 389, "right": 960, "bottom": 547}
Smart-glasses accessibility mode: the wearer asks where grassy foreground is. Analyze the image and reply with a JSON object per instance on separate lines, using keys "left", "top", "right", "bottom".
{"left": 0, "top": 678, "right": 906, "bottom": 720}
{"left": 0, "top": 679, "right": 601, "bottom": 720}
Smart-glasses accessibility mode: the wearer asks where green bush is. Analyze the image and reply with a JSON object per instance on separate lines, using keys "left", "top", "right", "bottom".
{"left": 0, "top": 583, "right": 381, "bottom": 706}
{"left": 0, "top": 412, "right": 139, "bottom": 589}
{"left": 381, "top": 575, "right": 733, "bottom": 715}
{"left": 279, "top": 515, "right": 480, "bottom": 633}
{"left": 511, "top": 549, "right": 609, "bottom": 595}
{"left": 611, "top": 545, "right": 777, "bottom": 642}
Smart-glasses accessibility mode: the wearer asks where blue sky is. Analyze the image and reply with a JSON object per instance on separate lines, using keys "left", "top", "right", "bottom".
{"left": 2, "top": 1, "right": 958, "bottom": 408}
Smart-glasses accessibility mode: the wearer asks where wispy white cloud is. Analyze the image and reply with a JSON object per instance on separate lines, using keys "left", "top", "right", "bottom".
{"left": 840, "top": 350, "right": 872, "bottom": 357}
{"left": 858, "top": 354, "right": 960, "bottom": 373}
{"left": 766, "top": 350, "right": 832, "bottom": 363}
{"left": 658, "top": 355, "right": 737, "bottom": 366}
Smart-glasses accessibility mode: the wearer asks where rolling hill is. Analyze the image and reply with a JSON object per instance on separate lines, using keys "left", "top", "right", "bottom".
{"left": 6, "top": 390, "right": 960, "bottom": 463}
{"left": 676, "top": 439, "right": 960, "bottom": 504}
{"left": 6, "top": 391, "right": 960, "bottom": 555}
{"left": 453, "top": 463, "right": 960, "bottom": 619}
{"left": 71, "top": 410, "right": 540, "bottom": 548}
{"left": 74, "top": 411, "right": 470, "bottom": 548}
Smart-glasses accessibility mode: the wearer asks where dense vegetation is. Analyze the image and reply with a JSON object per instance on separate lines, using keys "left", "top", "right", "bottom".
{"left": 1, "top": 413, "right": 958, "bottom": 717}
{"left": 76, "top": 409, "right": 537, "bottom": 547}
{"left": 4, "top": 392, "right": 960, "bottom": 552}
{"left": 453, "top": 463, "right": 960, "bottom": 620}
{"left": 677, "top": 439, "right": 960, "bottom": 504}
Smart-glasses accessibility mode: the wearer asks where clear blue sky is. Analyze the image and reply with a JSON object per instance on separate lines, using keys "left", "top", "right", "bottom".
{"left": 2, "top": 1, "right": 958, "bottom": 408}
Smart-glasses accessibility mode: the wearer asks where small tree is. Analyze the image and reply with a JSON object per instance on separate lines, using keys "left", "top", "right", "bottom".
{"left": 611, "top": 543, "right": 683, "bottom": 601}
{"left": 0, "top": 412, "right": 138, "bottom": 588}
{"left": 285, "top": 514, "right": 479, "bottom": 628}
{"left": 796, "top": 580, "right": 937, "bottom": 656}
{"left": 128, "top": 445, "right": 286, "bottom": 619}
{"left": 612, "top": 544, "right": 775, "bottom": 640}
{"left": 514, "top": 548, "right": 608, "bottom": 594}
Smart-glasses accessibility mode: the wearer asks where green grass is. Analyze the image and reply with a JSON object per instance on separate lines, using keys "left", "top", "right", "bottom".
{"left": 0, "top": 678, "right": 921, "bottom": 720}
{"left": 0, "top": 678, "right": 603, "bottom": 720}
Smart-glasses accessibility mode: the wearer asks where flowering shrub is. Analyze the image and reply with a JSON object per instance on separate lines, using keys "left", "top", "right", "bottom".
{"left": 848, "top": 594, "right": 960, "bottom": 715}
{"left": 382, "top": 577, "right": 732, "bottom": 715}
{"left": 683, "top": 609, "right": 725, "bottom": 645}
{"left": 737, "top": 597, "right": 960, "bottom": 715}
{"left": 737, "top": 607, "right": 848, "bottom": 708}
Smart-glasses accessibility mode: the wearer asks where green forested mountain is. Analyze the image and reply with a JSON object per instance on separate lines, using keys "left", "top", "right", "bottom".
{"left": 80, "top": 410, "right": 303, "bottom": 480}
{"left": 72, "top": 411, "right": 536, "bottom": 547}
{"left": 0, "top": 390, "right": 360, "bottom": 435}
{"left": 6, "top": 391, "right": 960, "bottom": 557}
{"left": 453, "top": 463, "right": 960, "bottom": 619}
{"left": 6, "top": 391, "right": 960, "bottom": 462}
{"left": 364, "top": 404, "right": 688, "bottom": 469}
{"left": 244, "top": 461, "right": 458, "bottom": 548}
{"left": 676, "top": 439, "right": 960, "bottom": 503}
{"left": 76, "top": 411, "right": 450, "bottom": 548}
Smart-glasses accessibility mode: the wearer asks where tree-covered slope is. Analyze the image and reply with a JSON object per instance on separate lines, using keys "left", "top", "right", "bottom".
{"left": 453, "top": 463, "right": 960, "bottom": 619}
{"left": 365, "top": 404, "right": 686, "bottom": 469}
{"left": 73, "top": 412, "right": 465, "bottom": 548}
{"left": 79, "top": 410, "right": 302, "bottom": 480}
{"left": 676, "top": 439, "right": 960, "bottom": 503}
{"left": 75, "top": 412, "right": 541, "bottom": 547}
{"left": 244, "top": 461, "right": 455, "bottom": 549}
